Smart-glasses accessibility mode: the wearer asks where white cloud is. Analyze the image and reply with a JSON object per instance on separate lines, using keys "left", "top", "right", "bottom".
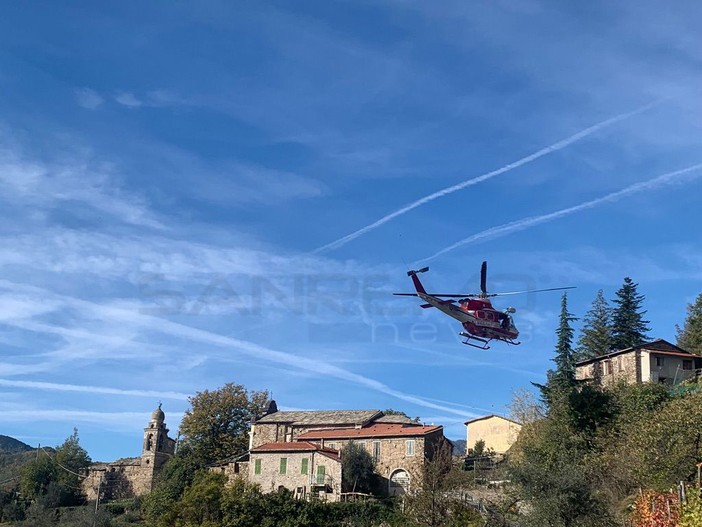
{"left": 74, "top": 88, "right": 104, "bottom": 110}
{"left": 0, "top": 142, "right": 163, "bottom": 230}
{"left": 114, "top": 92, "right": 143, "bottom": 108}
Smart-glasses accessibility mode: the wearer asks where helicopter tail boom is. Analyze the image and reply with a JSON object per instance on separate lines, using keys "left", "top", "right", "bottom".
{"left": 406, "top": 266, "right": 429, "bottom": 294}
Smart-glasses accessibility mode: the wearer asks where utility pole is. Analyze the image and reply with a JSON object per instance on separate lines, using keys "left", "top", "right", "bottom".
{"left": 93, "top": 473, "right": 102, "bottom": 527}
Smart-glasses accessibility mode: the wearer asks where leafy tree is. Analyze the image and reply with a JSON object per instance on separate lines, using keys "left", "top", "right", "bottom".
{"left": 611, "top": 277, "right": 650, "bottom": 350}
{"left": 19, "top": 453, "right": 58, "bottom": 501}
{"left": 576, "top": 289, "right": 613, "bottom": 359}
{"left": 142, "top": 446, "right": 203, "bottom": 527}
{"left": 381, "top": 409, "right": 420, "bottom": 423}
{"left": 405, "top": 441, "right": 480, "bottom": 527}
{"left": 676, "top": 292, "right": 702, "bottom": 355}
{"left": 178, "top": 382, "right": 269, "bottom": 464}
{"left": 173, "top": 471, "right": 226, "bottom": 527}
{"left": 54, "top": 428, "right": 91, "bottom": 505}
{"left": 341, "top": 441, "right": 375, "bottom": 493}
{"left": 509, "top": 410, "right": 618, "bottom": 527}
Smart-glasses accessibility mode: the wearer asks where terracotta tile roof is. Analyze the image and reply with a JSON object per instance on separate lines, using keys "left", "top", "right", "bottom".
{"left": 297, "top": 423, "right": 442, "bottom": 440}
{"left": 250, "top": 441, "right": 340, "bottom": 461}
{"left": 256, "top": 409, "right": 381, "bottom": 425}
{"left": 464, "top": 414, "right": 522, "bottom": 426}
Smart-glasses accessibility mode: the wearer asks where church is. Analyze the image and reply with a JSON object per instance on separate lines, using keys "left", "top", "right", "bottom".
{"left": 81, "top": 404, "right": 176, "bottom": 501}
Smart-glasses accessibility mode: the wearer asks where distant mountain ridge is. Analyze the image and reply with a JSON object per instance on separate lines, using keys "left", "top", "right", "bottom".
{"left": 0, "top": 434, "right": 32, "bottom": 453}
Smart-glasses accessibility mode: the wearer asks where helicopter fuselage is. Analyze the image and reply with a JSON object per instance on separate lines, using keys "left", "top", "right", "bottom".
{"left": 416, "top": 293, "right": 519, "bottom": 341}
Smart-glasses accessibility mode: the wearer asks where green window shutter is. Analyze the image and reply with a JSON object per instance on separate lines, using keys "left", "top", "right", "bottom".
{"left": 254, "top": 459, "right": 261, "bottom": 475}
{"left": 316, "top": 464, "right": 325, "bottom": 484}
{"left": 301, "top": 458, "right": 308, "bottom": 475}
{"left": 280, "top": 457, "right": 287, "bottom": 474}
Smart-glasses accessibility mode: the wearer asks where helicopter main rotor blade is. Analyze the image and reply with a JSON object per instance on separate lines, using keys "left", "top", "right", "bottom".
{"left": 485, "top": 286, "right": 577, "bottom": 297}
{"left": 394, "top": 292, "right": 482, "bottom": 298}
{"left": 480, "top": 261, "right": 487, "bottom": 295}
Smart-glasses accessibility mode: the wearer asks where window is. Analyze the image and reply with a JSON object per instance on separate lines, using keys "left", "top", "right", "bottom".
{"left": 254, "top": 459, "right": 261, "bottom": 475}
{"left": 683, "top": 360, "right": 693, "bottom": 371}
{"left": 406, "top": 439, "right": 415, "bottom": 456}
{"left": 301, "top": 458, "right": 308, "bottom": 475}
{"left": 656, "top": 356, "right": 664, "bottom": 367}
{"left": 327, "top": 442, "right": 336, "bottom": 450}
{"left": 279, "top": 458, "right": 287, "bottom": 475}
{"left": 618, "top": 357, "right": 624, "bottom": 372}
{"left": 604, "top": 361, "right": 613, "bottom": 375}
{"left": 372, "top": 441, "right": 381, "bottom": 462}
{"left": 316, "top": 465, "right": 326, "bottom": 484}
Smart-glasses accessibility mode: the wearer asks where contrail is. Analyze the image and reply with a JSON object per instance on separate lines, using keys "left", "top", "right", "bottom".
{"left": 0, "top": 378, "right": 191, "bottom": 400}
{"left": 0, "top": 280, "right": 478, "bottom": 420}
{"left": 420, "top": 162, "right": 702, "bottom": 262}
{"left": 313, "top": 100, "right": 663, "bottom": 254}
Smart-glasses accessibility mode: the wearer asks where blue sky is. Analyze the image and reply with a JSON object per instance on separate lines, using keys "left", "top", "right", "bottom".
{"left": 2, "top": 1, "right": 702, "bottom": 461}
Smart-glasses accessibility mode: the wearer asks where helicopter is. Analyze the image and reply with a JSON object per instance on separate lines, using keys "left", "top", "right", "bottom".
{"left": 393, "top": 261, "right": 575, "bottom": 349}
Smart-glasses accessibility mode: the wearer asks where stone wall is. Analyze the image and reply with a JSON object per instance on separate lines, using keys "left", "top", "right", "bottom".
{"left": 248, "top": 451, "right": 341, "bottom": 501}
{"left": 82, "top": 461, "right": 154, "bottom": 501}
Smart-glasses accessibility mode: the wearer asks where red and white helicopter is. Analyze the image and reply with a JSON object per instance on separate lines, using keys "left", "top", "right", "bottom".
{"left": 394, "top": 261, "right": 574, "bottom": 349}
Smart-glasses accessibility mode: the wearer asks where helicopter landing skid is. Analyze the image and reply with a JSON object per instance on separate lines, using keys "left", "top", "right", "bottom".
{"left": 459, "top": 332, "right": 491, "bottom": 350}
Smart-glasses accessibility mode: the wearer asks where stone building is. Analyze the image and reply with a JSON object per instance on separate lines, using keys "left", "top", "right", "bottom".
{"left": 82, "top": 404, "right": 176, "bottom": 501}
{"left": 249, "top": 442, "right": 342, "bottom": 501}
{"left": 297, "top": 422, "right": 447, "bottom": 497}
{"left": 464, "top": 415, "right": 521, "bottom": 455}
{"left": 235, "top": 404, "right": 449, "bottom": 500}
{"left": 575, "top": 339, "right": 702, "bottom": 388}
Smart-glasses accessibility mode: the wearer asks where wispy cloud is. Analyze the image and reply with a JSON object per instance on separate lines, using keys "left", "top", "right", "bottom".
{"left": 0, "top": 143, "right": 163, "bottom": 230}
{"left": 0, "top": 280, "right": 477, "bottom": 420}
{"left": 74, "top": 88, "right": 104, "bottom": 110}
{"left": 421, "top": 161, "right": 702, "bottom": 262}
{"left": 114, "top": 91, "right": 143, "bottom": 108}
{"left": 313, "top": 100, "right": 663, "bottom": 254}
{"left": 0, "top": 379, "right": 190, "bottom": 400}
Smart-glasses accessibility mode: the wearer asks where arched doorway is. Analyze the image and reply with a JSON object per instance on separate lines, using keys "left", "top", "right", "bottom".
{"left": 389, "top": 469, "right": 410, "bottom": 496}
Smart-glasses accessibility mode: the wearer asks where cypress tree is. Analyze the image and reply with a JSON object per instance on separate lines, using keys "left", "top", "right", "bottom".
{"left": 676, "top": 292, "right": 702, "bottom": 355}
{"left": 552, "top": 292, "right": 578, "bottom": 389}
{"left": 534, "top": 293, "right": 578, "bottom": 406}
{"left": 611, "top": 277, "right": 650, "bottom": 350}
{"left": 576, "top": 289, "right": 613, "bottom": 360}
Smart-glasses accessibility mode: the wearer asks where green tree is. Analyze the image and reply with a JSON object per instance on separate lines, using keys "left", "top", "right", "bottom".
{"left": 576, "top": 289, "right": 613, "bottom": 359}
{"left": 535, "top": 293, "right": 578, "bottom": 406}
{"left": 676, "top": 292, "right": 702, "bottom": 355}
{"left": 54, "top": 429, "right": 91, "bottom": 505}
{"left": 611, "top": 277, "right": 650, "bottom": 350}
{"left": 19, "top": 453, "right": 58, "bottom": 502}
{"left": 178, "top": 383, "right": 269, "bottom": 464}
{"left": 142, "top": 445, "right": 203, "bottom": 527}
{"left": 341, "top": 441, "right": 375, "bottom": 493}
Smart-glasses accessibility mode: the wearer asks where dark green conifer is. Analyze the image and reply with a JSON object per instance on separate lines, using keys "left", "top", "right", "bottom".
{"left": 676, "top": 292, "right": 702, "bottom": 355}
{"left": 576, "top": 289, "right": 613, "bottom": 359}
{"left": 611, "top": 277, "right": 650, "bottom": 350}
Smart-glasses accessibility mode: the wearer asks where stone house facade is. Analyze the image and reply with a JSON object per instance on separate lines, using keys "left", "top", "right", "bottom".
{"left": 248, "top": 442, "right": 342, "bottom": 501}
{"left": 297, "top": 423, "right": 448, "bottom": 497}
{"left": 82, "top": 405, "right": 176, "bottom": 501}
{"left": 464, "top": 415, "right": 522, "bottom": 455}
{"left": 235, "top": 404, "right": 449, "bottom": 500}
{"left": 575, "top": 339, "right": 702, "bottom": 388}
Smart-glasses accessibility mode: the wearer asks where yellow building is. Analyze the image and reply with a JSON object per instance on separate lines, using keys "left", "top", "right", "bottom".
{"left": 464, "top": 414, "right": 521, "bottom": 455}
